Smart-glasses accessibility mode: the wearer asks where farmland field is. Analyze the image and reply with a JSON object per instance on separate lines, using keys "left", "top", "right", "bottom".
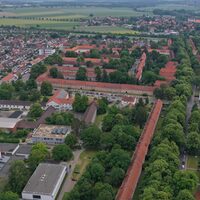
{"left": 138, "top": 3, "right": 200, "bottom": 12}
{"left": 0, "top": 18, "right": 138, "bottom": 34}
{"left": 1, "top": 6, "right": 152, "bottom": 18}
{"left": 0, "top": 18, "right": 79, "bottom": 30}
{"left": 76, "top": 26, "right": 139, "bottom": 34}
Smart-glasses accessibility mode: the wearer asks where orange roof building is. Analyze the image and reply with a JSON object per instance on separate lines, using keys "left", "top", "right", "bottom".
{"left": 0, "top": 73, "right": 17, "bottom": 84}
{"left": 63, "top": 57, "right": 109, "bottom": 66}
{"left": 116, "top": 100, "right": 163, "bottom": 200}
{"left": 159, "top": 61, "right": 177, "bottom": 81}
{"left": 52, "top": 66, "right": 115, "bottom": 81}
{"left": 135, "top": 52, "right": 146, "bottom": 81}
{"left": 37, "top": 73, "right": 156, "bottom": 96}
{"left": 47, "top": 89, "right": 74, "bottom": 111}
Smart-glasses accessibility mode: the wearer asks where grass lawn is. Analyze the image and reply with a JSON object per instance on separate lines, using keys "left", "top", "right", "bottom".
{"left": 0, "top": 177, "right": 7, "bottom": 192}
{"left": 95, "top": 114, "right": 106, "bottom": 127}
{"left": 71, "top": 150, "right": 97, "bottom": 181}
{"left": 187, "top": 155, "right": 199, "bottom": 169}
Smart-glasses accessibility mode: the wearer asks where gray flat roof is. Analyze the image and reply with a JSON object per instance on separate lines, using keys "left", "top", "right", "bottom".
{"left": 0, "top": 118, "right": 21, "bottom": 129}
{"left": 16, "top": 144, "right": 32, "bottom": 155}
{"left": 22, "top": 163, "right": 66, "bottom": 195}
{"left": 0, "top": 143, "right": 19, "bottom": 153}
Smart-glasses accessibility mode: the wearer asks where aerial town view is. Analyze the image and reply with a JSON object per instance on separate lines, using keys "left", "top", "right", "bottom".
{"left": 0, "top": 0, "right": 200, "bottom": 200}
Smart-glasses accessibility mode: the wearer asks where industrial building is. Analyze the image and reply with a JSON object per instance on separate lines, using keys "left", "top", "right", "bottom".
{"left": 22, "top": 163, "right": 67, "bottom": 200}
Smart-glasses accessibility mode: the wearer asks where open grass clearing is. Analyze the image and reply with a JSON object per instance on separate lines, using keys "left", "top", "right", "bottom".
{"left": 187, "top": 155, "right": 199, "bottom": 169}
{"left": 0, "top": 177, "right": 7, "bottom": 192}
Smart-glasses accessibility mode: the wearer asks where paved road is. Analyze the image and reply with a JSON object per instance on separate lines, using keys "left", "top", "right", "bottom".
{"left": 180, "top": 86, "right": 196, "bottom": 169}
{"left": 57, "top": 149, "right": 83, "bottom": 200}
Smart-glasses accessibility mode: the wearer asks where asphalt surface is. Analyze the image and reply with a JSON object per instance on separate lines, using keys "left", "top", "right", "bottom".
{"left": 180, "top": 86, "right": 196, "bottom": 170}
{"left": 57, "top": 149, "right": 83, "bottom": 200}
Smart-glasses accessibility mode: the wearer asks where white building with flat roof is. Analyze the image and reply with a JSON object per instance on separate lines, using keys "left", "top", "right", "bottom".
{"left": 32, "top": 124, "right": 71, "bottom": 144}
{"left": 22, "top": 163, "right": 67, "bottom": 200}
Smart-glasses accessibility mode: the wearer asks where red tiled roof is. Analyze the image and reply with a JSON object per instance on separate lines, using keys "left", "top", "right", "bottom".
{"left": 51, "top": 66, "right": 115, "bottom": 79}
{"left": 135, "top": 52, "right": 146, "bottom": 80}
{"left": 1, "top": 73, "right": 15, "bottom": 82}
{"left": 168, "top": 38, "right": 173, "bottom": 47}
{"left": 48, "top": 89, "right": 74, "bottom": 105}
{"left": 122, "top": 96, "right": 136, "bottom": 103}
{"left": 195, "top": 191, "right": 200, "bottom": 200}
{"left": 148, "top": 48, "right": 171, "bottom": 55}
{"left": 65, "top": 45, "right": 96, "bottom": 52}
{"left": 37, "top": 73, "right": 156, "bottom": 94}
{"left": 194, "top": 19, "right": 200, "bottom": 23}
{"left": 159, "top": 61, "right": 177, "bottom": 81}
{"left": 63, "top": 57, "right": 109, "bottom": 64}
{"left": 154, "top": 80, "right": 168, "bottom": 87}
{"left": 116, "top": 100, "right": 163, "bottom": 200}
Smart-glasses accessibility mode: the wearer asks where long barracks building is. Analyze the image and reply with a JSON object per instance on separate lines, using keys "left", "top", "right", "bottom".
{"left": 37, "top": 73, "right": 156, "bottom": 96}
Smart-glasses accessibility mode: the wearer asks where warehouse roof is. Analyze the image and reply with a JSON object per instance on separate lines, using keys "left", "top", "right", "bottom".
{"left": 22, "top": 163, "right": 66, "bottom": 195}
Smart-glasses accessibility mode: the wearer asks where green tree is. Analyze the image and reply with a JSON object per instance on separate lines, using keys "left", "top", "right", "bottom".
{"left": 176, "top": 190, "right": 195, "bottom": 200}
{"left": 76, "top": 67, "right": 87, "bottom": 81}
{"left": 186, "top": 132, "right": 200, "bottom": 156}
{"left": 0, "top": 192, "right": 19, "bottom": 200}
{"left": 162, "top": 123, "right": 185, "bottom": 148}
{"left": 30, "top": 63, "right": 47, "bottom": 79}
{"left": 173, "top": 170, "right": 198, "bottom": 195}
{"left": 88, "top": 162, "right": 105, "bottom": 182}
{"left": 28, "top": 143, "right": 49, "bottom": 172}
{"left": 29, "top": 89, "right": 41, "bottom": 102}
{"left": 52, "top": 144, "right": 73, "bottom": 161}
{"left": 41, "top": 81, "right": 53, "bottom": 96}
{"left": 49, "top": 67, "right": 59, "bottom": 78}
{"left": 81, "top": 125, "right": 102, "bottom": 149}
{"left": 95, "top": 66, "right": 102, "bottom": 81}
{"left": 109, "top": 167, "right": 125, "bottom": 187}
{"left": 133, "top": 106, "right": 148, "bottom": 128}
{"left": 65, "top": 134, "right": 78, "bottom": 149}
{"left": 105, "top": 147, "right": 130, "bottom": 171}
{"left": 8, "top": 160, "right": 30, "bottom": 194}
{"left": 29, "top": 103, "right": 43, "bottom": 118}
{"left": 97, "top": 98, "right": 108, "bottom": 115}
{"left": 73, "top": 94, "right": 88, "bottom": 113}
{"left": 25, "top": 79, "right": 37, "bottom": 90}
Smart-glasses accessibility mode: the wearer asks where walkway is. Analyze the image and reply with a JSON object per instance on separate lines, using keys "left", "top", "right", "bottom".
{"left": 57, "top": 149, "right": 83, "bottom": 200}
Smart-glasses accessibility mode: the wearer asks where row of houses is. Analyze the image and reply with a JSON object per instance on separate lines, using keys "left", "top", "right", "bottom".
{"left": 52, "top": 66, "right": 115, "bottom": 81}
{"left": 37, "top": 73, "right": 155, "bottom": 96}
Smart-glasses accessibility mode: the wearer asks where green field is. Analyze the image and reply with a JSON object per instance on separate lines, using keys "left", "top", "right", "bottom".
{"left": 138, "top": 3, "right": 200, "bottom": 12}
{"left": 0, "top": 18, "right": 79, "bottom": 30}
{"left": 1, "top": 6, "right": 152, "bottom": 18}
{"left": 76, "top": 26, "right": 139, "bottom": 34}
{"left": 0, "top": 6, "right": 152, "bottom": 33}
{"left": 0, "top": 18, "right": 138, "bottom": 34}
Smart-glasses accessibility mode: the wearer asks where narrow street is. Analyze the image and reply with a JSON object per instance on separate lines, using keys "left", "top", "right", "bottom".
{"left": 57, "top": 149, "right": 83, "bottom": 200}
{"left": 181, "top": 86, "right": 196, "bottom": 169}
{"left": 186, "top": 86, "right": 196, "bottom": 131}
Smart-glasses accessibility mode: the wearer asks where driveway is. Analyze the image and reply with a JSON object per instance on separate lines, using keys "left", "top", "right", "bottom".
{"left": 57, "top": 149, "right": 83, "bottom": 200}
